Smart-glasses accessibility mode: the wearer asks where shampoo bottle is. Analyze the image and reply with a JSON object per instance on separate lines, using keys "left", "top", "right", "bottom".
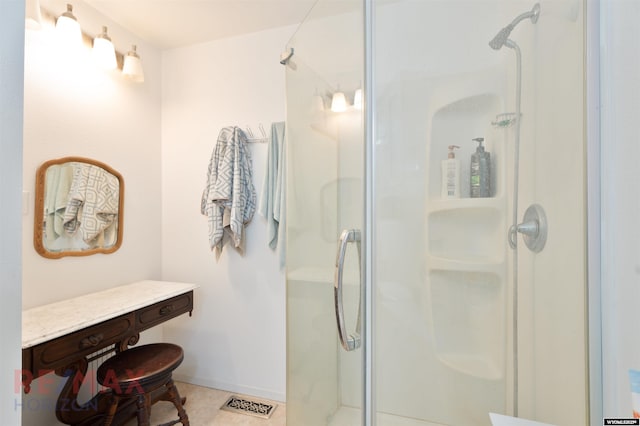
{"left": 441, "top": 145, "right": 461, "bottom": 198}
{"left": 470, "top": 137, "right": 491, "bottom": 198}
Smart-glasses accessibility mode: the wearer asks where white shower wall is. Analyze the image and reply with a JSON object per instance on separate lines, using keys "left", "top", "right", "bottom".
{"left": 333, "top": 1, "right": 587, "bottom": 425}
{"left": 519, "top": 0, "right": 586, "bottom": 421}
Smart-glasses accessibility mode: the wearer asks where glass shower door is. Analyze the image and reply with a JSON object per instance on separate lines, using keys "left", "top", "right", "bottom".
{"left": 285, "top": 1, "right": 365, "bottom": 425}
{"left": 286, "top": 0, "right": 588, "bottom": 425}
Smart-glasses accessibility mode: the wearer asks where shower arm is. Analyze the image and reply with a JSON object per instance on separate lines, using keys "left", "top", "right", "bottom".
{"left": 509, "top": 4, "right": 541, "bottom": 29}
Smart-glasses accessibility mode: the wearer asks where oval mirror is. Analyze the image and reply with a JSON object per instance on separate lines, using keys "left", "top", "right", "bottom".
{"left": 33, "top": 157, "right": 124, "bottom": 259}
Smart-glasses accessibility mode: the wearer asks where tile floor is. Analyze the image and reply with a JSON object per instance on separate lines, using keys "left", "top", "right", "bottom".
{"left": 124, "top": 382, "right": 286, "bottom": 426}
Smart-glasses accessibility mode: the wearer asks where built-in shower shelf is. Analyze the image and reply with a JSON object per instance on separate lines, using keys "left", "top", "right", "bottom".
{"left": 427, "top": 196, "right": 504, "bottom": 214}
{"left": 426, "top": 256, "right": 505, "bottom": 272}
{"left": 287, "top": 266, "right": 333, "bottom": 284}
{"left": 436, "top": 353, "right": 503, "bottom": 381}
{"left": 424, "top": 82, "right": 508, "bottom": 386}
{"left": 427, "top": 207, "right": 506, "bottom": 263}
{"left": 287, "top": 266, "right": 358, "bottom": 285}
{"left": 428, "top": 269, "right": 505, "bottom": 381}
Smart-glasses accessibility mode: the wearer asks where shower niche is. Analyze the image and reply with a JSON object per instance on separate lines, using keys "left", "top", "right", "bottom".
{"left": 425, "top": 89, "right": 508, "bottom": 381}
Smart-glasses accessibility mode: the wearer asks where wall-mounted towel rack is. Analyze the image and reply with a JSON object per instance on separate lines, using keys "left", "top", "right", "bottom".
{"left": 244, "top": 124, "right": 268, "bottom": 143}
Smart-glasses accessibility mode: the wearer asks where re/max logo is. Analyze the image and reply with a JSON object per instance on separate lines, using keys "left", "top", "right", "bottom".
{"left": 17, "top": 368, "right": 145, "bottom": 395}
{"left": 604, "top": 419, "right": 640, "bottom": 425}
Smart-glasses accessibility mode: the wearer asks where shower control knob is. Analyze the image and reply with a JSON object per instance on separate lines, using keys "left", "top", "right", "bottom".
{"left": 508, "top": 204, "right": 547, "bottom": 253}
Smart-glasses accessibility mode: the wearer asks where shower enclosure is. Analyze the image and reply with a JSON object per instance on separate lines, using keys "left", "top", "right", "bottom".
{"left": 285, "top": 0, "right": 587, "bottom": 425}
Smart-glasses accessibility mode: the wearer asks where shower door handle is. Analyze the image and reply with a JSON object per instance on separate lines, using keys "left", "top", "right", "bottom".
{"left": 334, "top": 229, "right": 362, "bottom": 351}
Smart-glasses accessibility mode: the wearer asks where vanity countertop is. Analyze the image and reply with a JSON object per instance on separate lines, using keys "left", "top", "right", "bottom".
{"left": 22, "top": 280, "right": 199, "bottom": 349}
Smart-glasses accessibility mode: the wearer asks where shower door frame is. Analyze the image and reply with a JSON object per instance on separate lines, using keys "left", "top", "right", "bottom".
{"left": 586, "top": 0, "right": 602, "bottom": 424}
{"left": 362, "top": 0, "right": 375, "bottom": 424}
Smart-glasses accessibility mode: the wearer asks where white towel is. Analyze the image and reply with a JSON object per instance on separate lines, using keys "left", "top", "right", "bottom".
{"left": 259, "top": 122, "right": 286, "bottom": 269}
{"left": 201, "top": 126, "right": 257, "bottom": 257}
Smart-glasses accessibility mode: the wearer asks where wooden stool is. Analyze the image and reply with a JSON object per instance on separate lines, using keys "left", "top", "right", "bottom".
{"left": 97, "top": 343, "right": 190, "bottom": 426}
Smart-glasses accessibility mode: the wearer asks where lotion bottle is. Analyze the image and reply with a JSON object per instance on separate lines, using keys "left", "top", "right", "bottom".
{"left": 470, "top": 137, "right": 491, "bottom": 197}
{"left": 441, "top": 145, "right": 461, "bottom": 198}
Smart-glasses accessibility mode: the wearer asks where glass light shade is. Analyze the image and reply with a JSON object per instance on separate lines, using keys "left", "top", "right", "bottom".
{"left": 25, "top": 0, "right": 42, "bottom": 30}
{"left": 123, "top": 45, "right": 145, "bottom": 82}
{"left": 93, "top": 26, "right": 117, "bottom": 70}
{"left": 56, "top": 4, "right": 82, "bottom": 46}
{"left": 354, "top": 89, "right": 363, "bottom": 110}
{"left": 311, "top": 94, "right": 325, "bottom": 113}
{"left": 331, "top": 91, "right": 347, "bottom": 112}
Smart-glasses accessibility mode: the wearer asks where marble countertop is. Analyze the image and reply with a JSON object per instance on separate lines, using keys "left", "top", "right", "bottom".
{"left": 22, "top": 280, "right": 199, "bottom": 349}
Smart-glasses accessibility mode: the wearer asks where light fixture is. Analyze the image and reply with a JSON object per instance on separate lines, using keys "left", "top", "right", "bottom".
{"left": 122, "top": 45, "right": 145, "bottom": 82}
{"left": 312, "top": 94, "right": 325, "bottom": 112}
{"left": 331, "top": 91, "right": 348, "bottom": 112}
{"left": 93, "top": 26, "right": 117, "bottom": 70}
{"left": 310, "top": 88, "right": 325, "bottom": 113}
{"left": 353, "top": 88, "right": 363, "bottom": 110}
{"left": 25, "top": 0, "right": 42, "bottom": 30}
{"left": 56, "top": 4, "right": 82, "bottom": 46}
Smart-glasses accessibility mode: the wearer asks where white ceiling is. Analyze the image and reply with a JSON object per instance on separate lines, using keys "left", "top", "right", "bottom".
{"left": 82, "top": 0, "right": 318, "bottom": 50}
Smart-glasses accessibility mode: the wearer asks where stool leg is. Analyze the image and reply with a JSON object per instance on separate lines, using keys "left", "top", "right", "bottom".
{"left": 136, "top": 393, "right": 151, "bottom": 426}
{"left": 166, "top": 379, "right": 190, "bottom": 426}
{"left": 102, "top": 394, "right": 120, "bottom": 426}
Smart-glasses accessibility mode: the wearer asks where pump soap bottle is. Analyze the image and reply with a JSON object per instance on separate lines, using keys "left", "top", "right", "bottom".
{"left": 441, "top": 145, "right": 461, "bottom": 198}
{"left": 470, "top": 137, "right": 491, "bottom": 198}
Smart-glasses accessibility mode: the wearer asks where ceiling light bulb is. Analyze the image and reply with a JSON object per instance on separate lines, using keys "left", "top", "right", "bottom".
{"left": 56, "top": 4, "right": 82, "bottom": 46}
{"left": 122, "top": 45, "right": 145, "bottom": 83}
{"left": 93, "top": 26, "right": 117, "bottom": 70}
{"left": 331, "top": 91, "right": 347, "bottom": 113}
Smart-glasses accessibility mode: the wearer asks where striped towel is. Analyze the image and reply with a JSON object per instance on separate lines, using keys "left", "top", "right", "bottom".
{"left": 201, "top": 126, "right": 256, "bottom": 256}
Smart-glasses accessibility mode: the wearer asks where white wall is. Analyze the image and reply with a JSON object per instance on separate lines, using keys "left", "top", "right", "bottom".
{"left": 0, "top": 1, "right": 24, "bottom": 423}
{"left": 601, "top": 0, "right": 640, "bottom": 418}
{"left": 21, "top": 1, "right": 163, "bottom": 423}
{"left": 19, "top": 3, "right": 292, "bottom": 422}
{"left": 22, "top": 0, "right": 163, "bottom": 309}
{"left": 160, "top": 26, "right": 293, "bottom": 401}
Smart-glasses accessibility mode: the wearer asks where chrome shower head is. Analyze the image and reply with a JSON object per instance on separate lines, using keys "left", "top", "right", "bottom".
{"left": 489, "top": 24, "right": 515, "bottom": 50}
{"left": 489, "top": 3, "right": 540, "bottom": 50}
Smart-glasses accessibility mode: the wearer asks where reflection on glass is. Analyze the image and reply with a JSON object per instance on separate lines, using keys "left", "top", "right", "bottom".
{"left": 34, "top": 157, "right": 124, "bottom": 258}
{"left": 43, "top": 162, "right": 119, "bottom": 251}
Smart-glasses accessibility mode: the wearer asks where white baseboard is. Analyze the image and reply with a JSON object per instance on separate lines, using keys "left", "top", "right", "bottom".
{"left": 171, "top": 373, "right": 286, "bottom": 403}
